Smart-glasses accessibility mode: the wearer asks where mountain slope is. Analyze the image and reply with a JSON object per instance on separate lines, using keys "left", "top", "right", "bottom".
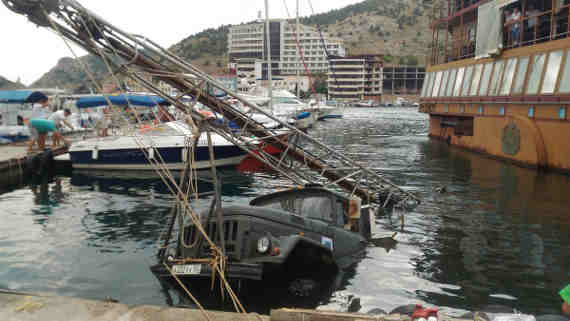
{"left": 0, "top": 75, "right": 25, "bottom": 90}
{"left": 32, "top": 0, "right": 437, "bottom": 91}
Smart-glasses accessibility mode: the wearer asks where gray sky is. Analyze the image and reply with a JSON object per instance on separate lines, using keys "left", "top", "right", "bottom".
{"left": 1, "top": 0, "right": 362, "bottom": 86}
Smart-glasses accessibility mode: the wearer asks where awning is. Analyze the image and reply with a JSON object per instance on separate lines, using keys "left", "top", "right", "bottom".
{"left": 0, "top": 90, "right": 48, "bottom": 104}
{"left": 75, "top": 94, "right": 170, "bottom": 108}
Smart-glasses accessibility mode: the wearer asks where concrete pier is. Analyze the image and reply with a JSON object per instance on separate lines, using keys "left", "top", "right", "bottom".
{"left": 0, "top": 290, "right": 479, "bottom": 321}
{"left": 0, "top": 290, "right": 268, "bottom": 321}
{"left": 0, "top": 144, "right": 68, "bottom": 191}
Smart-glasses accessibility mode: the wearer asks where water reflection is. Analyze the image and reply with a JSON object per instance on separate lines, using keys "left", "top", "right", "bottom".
{"left": 408, "top": 140, "right": 570, "bottom": 315}
{"left": 0, "top": 108, "right": 568, "bottom": 316}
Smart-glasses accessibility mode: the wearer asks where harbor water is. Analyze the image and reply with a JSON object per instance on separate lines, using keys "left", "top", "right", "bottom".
{"left": 0, "top": 107, "right": 568, "bottom": 316}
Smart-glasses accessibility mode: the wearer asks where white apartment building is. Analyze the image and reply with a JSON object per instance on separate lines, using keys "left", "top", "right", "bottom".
{"left": 228, "top": 19, "right": 345, "bottom": 78}
{"left": 328, "top": 55, "right": 383, "bottom": 102}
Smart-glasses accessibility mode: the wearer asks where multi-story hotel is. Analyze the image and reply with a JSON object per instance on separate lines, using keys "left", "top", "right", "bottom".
{"left": 228, "top": 19, "right": 345, "bottom": 78}
{"left": 327, "top": 55, "right": 383, "bottom": 102}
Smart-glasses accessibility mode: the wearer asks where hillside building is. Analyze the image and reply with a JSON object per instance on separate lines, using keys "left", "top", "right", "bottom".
{"left": 382, "top": 65, "right": 425, "bottom": 96}
{"left": 228, "top": 19, "right": 345, "bottom": 79}
{"left": 327, "top": 55, "right": 383, "bottom": 102}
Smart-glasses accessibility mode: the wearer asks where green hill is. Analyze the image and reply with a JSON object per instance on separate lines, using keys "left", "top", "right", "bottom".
{"left": 0, "top": 75, "right": 25, "bottom": 90}
{"left": 32, "top": 0, "right": 438, "bottom": 91}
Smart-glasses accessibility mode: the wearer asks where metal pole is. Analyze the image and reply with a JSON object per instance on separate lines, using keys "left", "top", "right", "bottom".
{"left": 296, "top": 0, "right": 300, "bottom": 98}
{"left": 265, "top": 0, "right": 273, "bottom": 114}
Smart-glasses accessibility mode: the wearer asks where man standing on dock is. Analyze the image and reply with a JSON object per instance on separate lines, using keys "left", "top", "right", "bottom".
{"left": 27, "top": 98, "right": 51, "bottom": 152}
{"left": 48, "top": 108, "right": 74, "bottom": 147}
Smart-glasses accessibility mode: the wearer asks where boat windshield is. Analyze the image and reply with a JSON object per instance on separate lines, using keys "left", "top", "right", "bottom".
{"left": 137, "top": 121, "right": 192, "bottom": 136}
{"left": 273, "top": 97, "right": 303, "bottom": 105}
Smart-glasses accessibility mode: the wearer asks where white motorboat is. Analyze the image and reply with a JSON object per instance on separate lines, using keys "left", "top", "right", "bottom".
{"left": 68, "top": 120, "right": 249, "bottom": 170}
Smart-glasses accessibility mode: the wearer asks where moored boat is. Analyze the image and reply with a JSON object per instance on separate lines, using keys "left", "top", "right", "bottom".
{"left": 66, "top": 94, "right": 250, "bottom": 171}
{"left": 0, "top": 90, "right": 49, "bottom": 143}
{"left": 420, "top": 0, "right": 570, "bottom": 173}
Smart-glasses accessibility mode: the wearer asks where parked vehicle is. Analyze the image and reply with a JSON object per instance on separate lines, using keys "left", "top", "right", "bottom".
{"left": 151, "top": 185, "right": 372, "bottom": 286}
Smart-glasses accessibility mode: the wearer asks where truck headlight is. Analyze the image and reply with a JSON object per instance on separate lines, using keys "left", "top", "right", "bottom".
{"left": 257, "top": 236, "right": 271, "bottom": 254}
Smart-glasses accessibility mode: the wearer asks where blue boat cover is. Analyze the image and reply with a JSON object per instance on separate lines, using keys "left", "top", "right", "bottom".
{"left": 295, "top": 111, "right": 311, "bottom": 120}
{"left": 76, "top": 95, "right": 170, "bottom": 108}
{"left": 0, "top": 91, "right": 48, "bottom": 104}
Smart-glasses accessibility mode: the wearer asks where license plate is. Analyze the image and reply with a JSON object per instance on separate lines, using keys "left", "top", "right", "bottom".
{"left": 172, "top": 264, "right": 202, "bottom": 275}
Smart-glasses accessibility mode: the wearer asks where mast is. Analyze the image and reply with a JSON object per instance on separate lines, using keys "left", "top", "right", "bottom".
{"left": 296, "top": 0, "right": 300, "bottom": 98}
{"left": 265, "top": 0, "right": 273, "bottom": 114}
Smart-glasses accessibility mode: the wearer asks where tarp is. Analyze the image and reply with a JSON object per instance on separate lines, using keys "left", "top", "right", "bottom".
{"left": 476, "top": 1, "right": 503, "bottom": 59}
{"left": 75, "top": 94, "right": 170, "bottom": 108}
{"left": 0, "top": 91, "right": 48, "bottom": 104}
{"left": 495, "top": 0, "right": 518, "bottom": 8}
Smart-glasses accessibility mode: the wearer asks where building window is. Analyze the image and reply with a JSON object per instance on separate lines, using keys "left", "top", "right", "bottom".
{"left": 500, "top": 106, "right": 505, "bottom": 115}
{"left": 560, "top": 107, "right": 567, "bottom": 119}
{"left": 528, "top": 106, "right": 534, "bottom": 118}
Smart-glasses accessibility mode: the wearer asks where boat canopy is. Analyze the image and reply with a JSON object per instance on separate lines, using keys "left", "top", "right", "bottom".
{"left": 75, "top": 94, "right": 170, "bottom": 108}
{"left": 0, "top": 91, "right": 48, "bottom": 104}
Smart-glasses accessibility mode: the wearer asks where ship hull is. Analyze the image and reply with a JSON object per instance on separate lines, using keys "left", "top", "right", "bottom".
{"left": 424, "top": 104, "right": 570, "bottom": 173}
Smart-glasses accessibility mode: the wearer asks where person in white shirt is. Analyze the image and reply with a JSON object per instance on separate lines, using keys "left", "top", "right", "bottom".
{"left": 47, "top": 108, "right": 73, "bottom": 147}
{"left": 510, "top": 7, "right": 521, "bottom": 46}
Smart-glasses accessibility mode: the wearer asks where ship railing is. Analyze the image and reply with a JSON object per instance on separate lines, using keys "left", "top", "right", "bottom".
{"left": 431, "top": 1, "right": 570, "bottom": 65}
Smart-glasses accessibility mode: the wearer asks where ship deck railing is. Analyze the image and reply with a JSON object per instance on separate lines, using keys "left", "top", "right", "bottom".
{"left": 430, "top": 1, "right": 570, "bottom": 65}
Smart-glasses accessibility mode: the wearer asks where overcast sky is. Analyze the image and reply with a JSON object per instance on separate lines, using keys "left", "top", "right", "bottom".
{"left": 0, "top": 0, "right": 362, "bottom": 86}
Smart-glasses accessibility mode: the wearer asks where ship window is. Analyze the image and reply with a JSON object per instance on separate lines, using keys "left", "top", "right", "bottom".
{"left": 421, "top": 73, "right": 431, "bottom": 97}
{"left": 542, "top": 50, "right": 563, "bottom": 94}
{"left": 444, "top": 104, "right": 449, "bottom": 112}
{"left": 478, "top": 105, "right": 484, "bottom": 114}
{"left": 489, "top": 60, "right": 505, "bottom": 96}
{"left": 432, "top": 71, "right": 443, "bottom": 97}
{"left": 451, "top": 116, "right": 474, "bottom": 136}
{"left": 460, "top": 105, "right": 465, "bottom": 113}
{"left": 500, "top": 106, "right": 505, "bottom": 115}
{"left": 439, "top": 70, "right": 450, "bottom": 97}
{"left": 446, "top": 69, "right": 458, "bottom": 96}
{"left": 470, "top": 64, "right": 483, "bottom": 96}
{"left": 453, "top": 67, "right": 465, "bottom": 96}
{"left": 527, "top": 53, "right": 546, "bottom": 95}
{"left": 500, "top": 58, "right": 517, "bottom": 96}
{"left": 558, "top": 51, "right": 570, "bottom": 93}
{"left": 560, "top": 107, "right": 567, "bottom": 120}
{"left": 528, "top": 106, "right": 535, "bottom": 118}
{"left": 512, "top": 56, "right": 529, "bottom": 95}
{"left": 479, "top": 62, "right": 493, "bottom": 96}
{"left": 461, "top": 66, "right": 474, "bottom": 96}
{"left": 427, "top": 72, "right": 436, "bottom": 97}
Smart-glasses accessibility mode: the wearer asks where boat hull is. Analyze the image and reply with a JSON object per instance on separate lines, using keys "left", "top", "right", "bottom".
{"left": 423, "top": 104, "right": 570, "bottom": 173}
{"left": 69, "top": 133, "right": 248, "bottom": 171}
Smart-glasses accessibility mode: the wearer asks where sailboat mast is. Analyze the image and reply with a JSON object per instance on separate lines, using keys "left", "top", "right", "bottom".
{"left": 265, "top": 0, "right": 273, "bottom": 113}
{"left": 296, "top": 0, "right": 300, "bottom": 98}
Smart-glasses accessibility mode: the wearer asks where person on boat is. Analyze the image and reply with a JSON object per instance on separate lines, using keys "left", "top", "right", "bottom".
{"left": 27, "top": 98, "right": 52, "bottom": 152}
{"left": 510, "top": 7, "right": 522, "bottom": 46}
{"left": 93, "top": 106, "right": 110, "bottom": 137}
{"left": 561, "top": 284, "right": 570, "bottom": 316}
{"left": 47, "top": 108, "right": 73, "bottom": 147}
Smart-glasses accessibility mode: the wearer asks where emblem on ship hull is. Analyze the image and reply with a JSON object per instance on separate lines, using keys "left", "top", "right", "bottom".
{"left": 502, "top": 122, "right": 521, "bottom": 156}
